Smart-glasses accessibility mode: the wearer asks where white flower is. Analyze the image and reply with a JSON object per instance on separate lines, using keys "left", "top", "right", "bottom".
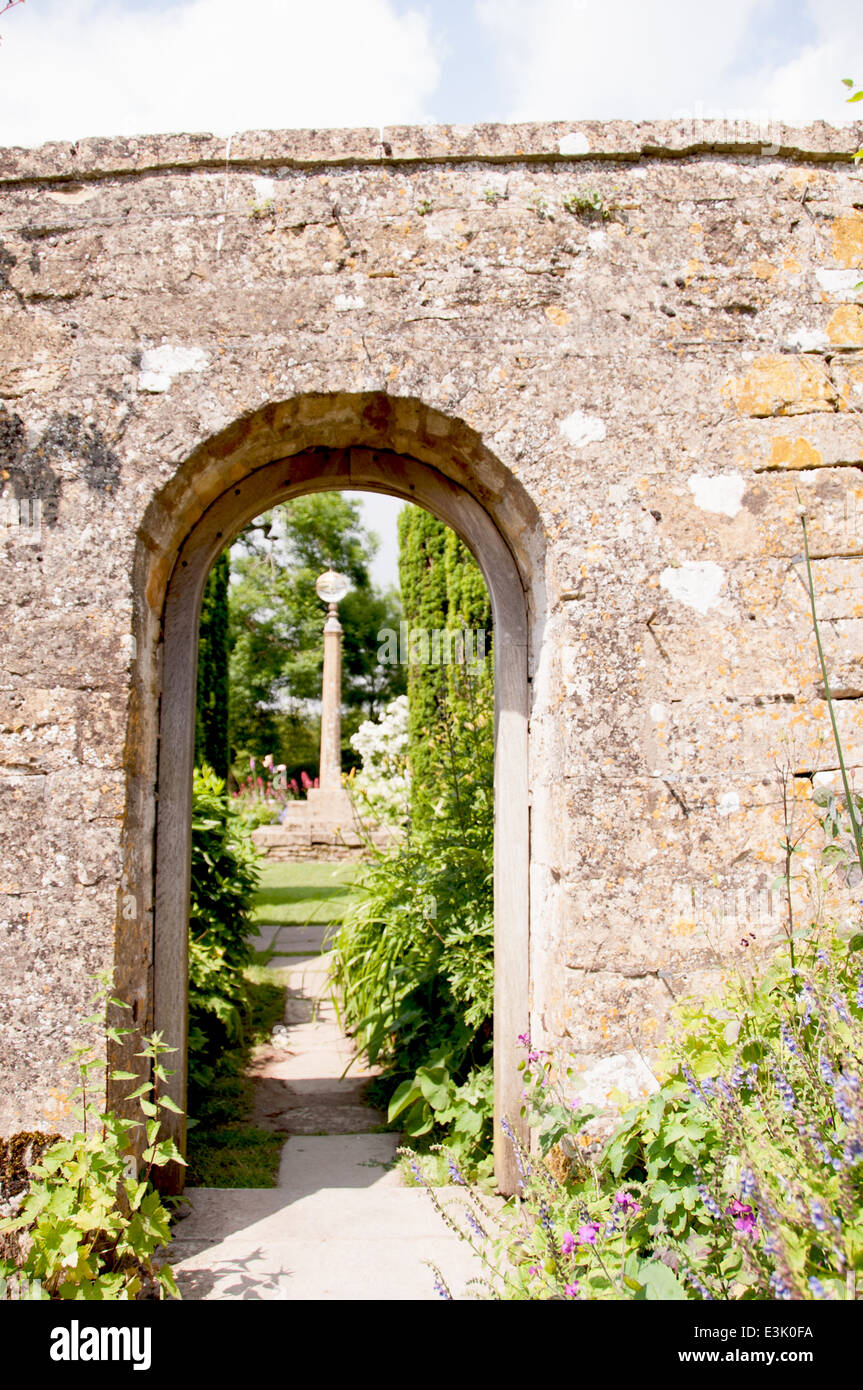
{"left": 349, "top": 695, "right": 410, "bottom": 824}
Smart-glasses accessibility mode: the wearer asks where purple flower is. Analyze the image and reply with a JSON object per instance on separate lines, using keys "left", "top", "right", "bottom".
{"left": 577, "top": 1222, "right": 601, "bottom": 1246}
{"left": 564, "top": 1282, "right": 579, "bottom": 1298}
{"left": 465, "top": 1209, "right": 486, "bottom": 1240}
{"left": 780, "top": 1023, "right": 799, "bottom": 1057}
{"left": 615, "top": 1191, "right": 641, "bottom": 1215}
{"left": 561, "top": 1232, "right": 577, "bottom": 1255}
{"left": 809, "top": 1201, "right": 829, "bottom": 1232}
{"left": 447, "top": 1157, "right": 466, "bottom": 1185}
{"left": 528, "top": 1265, "right": 540, "bottom": 1277}
{"left": 769, "top": 1270, "right": 794, "bottom": 1300}
{"left": 698, "top": 1185, "right": 722, "bottom": 1219}
{"left": 726, "top": 1199, "right": 757, "bottom": 1235}
{"left": 517, "top": 1032, "right": 531, "bottom": 1049}
{"left": 773, "top": 1067, "right": 797, "bottom": 1113}
{"left": 800, "top": 983, "right": 819, "bottom": 1027}
{"left": 682, "top": 1064, "right": 703, "bottom": 1101}
{"left": 832, "top": 994, "right": 851, "bottom": 1025}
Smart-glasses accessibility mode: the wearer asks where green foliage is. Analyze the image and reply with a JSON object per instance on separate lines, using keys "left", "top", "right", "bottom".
{"left": 248, "top": 197, "right": 275, "bottom": 221}
{"left": 330, "top": 662, "right": 495, "bottom": 1176}
{"left": 397, "top": 505, "right": 491, "bottom": 805}
{"left": 419, "top": 927, "right": 863, "bottom": 1299}
{"left": 561, "top": 188, "right": 613, "bottom": 221}
{"left": 196, "top": 551, "right": 231, "bottom": 784}
{"left": 0, "top": 983, "right": 181, "bottom": 1301}
{"left": 330, "top": 512, "right": 494, "bottom": 1173}
{"left": 188, "top": 765, "right": 260, "bottom": 1090}
{"left": 528, "top": 193, "right": 551, "bottom": 220}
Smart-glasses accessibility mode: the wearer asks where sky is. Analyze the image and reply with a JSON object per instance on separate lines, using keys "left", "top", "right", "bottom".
{"left": 1, "top": 0, "right": 859, "bottom": 147}
{"left": 2, "top": 0, "right": 860, "bottom": 584}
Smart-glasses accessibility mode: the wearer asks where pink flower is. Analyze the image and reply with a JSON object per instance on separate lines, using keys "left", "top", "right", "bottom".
{"left": 615, "top": 1191, "right": 641, "bottom": 1215}
{"left": 564, "top": 1282, "right": 579, "bottom": 1298}
{"left": 528, "top": 1265, "right": 540, "bottom": 1277}
{"left": 578, "top": 1222, "right": 601, "bottom": 1246}
{"left": 726, "top": 1200, "right": 757, "bottom": 1235}
{"left": 561, "top": 1232, "right": 577, "bottom": 1255}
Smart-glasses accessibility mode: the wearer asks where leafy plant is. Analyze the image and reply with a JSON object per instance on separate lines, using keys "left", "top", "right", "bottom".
{"left": 330, "top": 666, "right": 494, "bottom": 1177}
{"left": 561, "top": 187, "right": 613, "bottom": 221}
{"left": 248, "top": 197, "right": 275, "bottom": 221}
{"left": 0, "top": 980, "right": 182, "bottom": 1300}
{"left": 420, "top": 936, "right": 863, "bottom": 1301}
{"left": 188, "top": 764, "right": 260, "bottom": 1090}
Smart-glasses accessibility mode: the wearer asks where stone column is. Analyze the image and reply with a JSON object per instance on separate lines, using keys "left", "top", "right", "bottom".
{"left": 318, "top": 602, "right": 343, "bottom": 792}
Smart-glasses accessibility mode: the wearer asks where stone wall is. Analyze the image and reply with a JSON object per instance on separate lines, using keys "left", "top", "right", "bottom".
{"left": 2, "top": 119, "right": 863, "bottom": 1135}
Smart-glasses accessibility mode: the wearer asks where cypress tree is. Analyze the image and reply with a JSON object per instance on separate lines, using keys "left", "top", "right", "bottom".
{"left": 397, "top": 506, "right": 492, "bottom": 809}
{"left": 195, "top": 550, "right": 230, "bottom": 783}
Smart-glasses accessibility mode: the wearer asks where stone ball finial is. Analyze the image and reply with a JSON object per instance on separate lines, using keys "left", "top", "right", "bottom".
{"left": 315, "top": 569, "right": 350, "bottom": 605}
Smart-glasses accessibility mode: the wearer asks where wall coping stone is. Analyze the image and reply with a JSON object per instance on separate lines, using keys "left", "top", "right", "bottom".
{"left": 0, "top": 119, "right": 860, "bottom": 186}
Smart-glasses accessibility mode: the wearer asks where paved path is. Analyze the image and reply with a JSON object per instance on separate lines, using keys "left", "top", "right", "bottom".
{"left": 171, "top": 920, "right": 487, "bottom": 1300}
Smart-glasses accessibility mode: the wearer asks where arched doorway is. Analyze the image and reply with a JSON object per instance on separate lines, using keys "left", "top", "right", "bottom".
{"left": 119, "top": 395, "right": 544, "bottom": 1195}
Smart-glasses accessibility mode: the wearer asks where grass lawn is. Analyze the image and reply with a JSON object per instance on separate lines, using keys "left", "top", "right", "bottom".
{"left": 250, "top": 860, "right": 362, "bottom": 927}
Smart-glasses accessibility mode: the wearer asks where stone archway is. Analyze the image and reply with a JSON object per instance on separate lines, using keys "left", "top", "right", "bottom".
{"left": 119, "top": 394, "right": 545, "bottom": 1195}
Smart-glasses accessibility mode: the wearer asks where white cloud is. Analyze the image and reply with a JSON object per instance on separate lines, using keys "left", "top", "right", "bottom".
{"left": 475, "top": 0, "right": 862, "bottom": 125}
{"left": 757, "top": 0, "right": 863, "bottom": 123}
{"left": 0, "top": 0, "right": 440, "bottom": 147}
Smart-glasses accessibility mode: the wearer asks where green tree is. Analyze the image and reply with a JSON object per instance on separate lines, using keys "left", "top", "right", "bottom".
{"left": 227, "top": 493, "right": 404, "bottom": 771}
{"left": 195, "top": 552, "right": 230, "bottom": 784}
{"left": 397, "top": 505, "right": 492, "bottom": 802}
